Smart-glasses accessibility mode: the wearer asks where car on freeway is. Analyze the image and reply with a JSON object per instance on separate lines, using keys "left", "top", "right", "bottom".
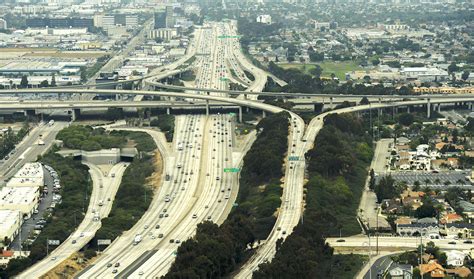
{"left": 448, "top": 241, "right": 457, "bottom": 245}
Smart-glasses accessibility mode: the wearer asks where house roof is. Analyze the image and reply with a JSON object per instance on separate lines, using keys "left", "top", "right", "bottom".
{"left": 446, "top": 267, "right": 472, "bottom": 278}
{"left": 420, "top": 261, "right": 445, "bottom": 277}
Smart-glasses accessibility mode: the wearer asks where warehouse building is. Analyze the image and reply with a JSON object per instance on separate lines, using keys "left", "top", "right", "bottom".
{"left": 6, "top": 162, "right": 44, "bottom": 188}
{"left": 0, "top": 210, "right": 22, "bottom": 247}
{"left": 0, "top": 187, "right": 39, "bottom": 218}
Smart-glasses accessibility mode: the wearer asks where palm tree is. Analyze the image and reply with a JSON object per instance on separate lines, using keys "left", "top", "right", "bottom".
{"left": 424, "top": 178, "right": 431, "bottom": 188}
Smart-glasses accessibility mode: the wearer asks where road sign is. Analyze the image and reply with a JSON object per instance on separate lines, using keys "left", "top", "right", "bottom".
{"left": 97, "top": 239, "right": 111, "bottom": 245}
{"left": 48, "top": 239, "right": 60, "bottom": 245}
{"left": 224, "top": 168, "right": 240, "bottom": 173}
{"left": 233, "top": 203, "right": 239, "bottom": 207}
{"left": 288, "top": 156, "right": 299, "bottom": 161}
{"left": 217, "top": 35, "right": 242, "bottom": 39}
{"left": 219, "top": 77, "right": 228, "bottom": 81}
{"left": 229, "top": 112, "right": 236, "bottom": 117}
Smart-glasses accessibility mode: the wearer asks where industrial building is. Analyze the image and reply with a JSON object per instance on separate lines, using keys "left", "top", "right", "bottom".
{"left": 25, "top": 17, "right": 94, "bottom": 29}
{"left": 0, "top": 210, "right": 22, "bottom": 246}
{"left": 6, "top": 163, "right": 44, "bottom": 188}
{"left": 0, "top": 187, "right": 39, "bottom": 218}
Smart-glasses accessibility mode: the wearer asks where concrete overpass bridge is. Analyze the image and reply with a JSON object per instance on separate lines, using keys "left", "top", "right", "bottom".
{"left": 3, "top": 88, "right": 474, "bottom": 121}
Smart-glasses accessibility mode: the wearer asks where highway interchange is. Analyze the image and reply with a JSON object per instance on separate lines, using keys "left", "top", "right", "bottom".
{"left": 8, "top": 20, "right": 474, "bottom": 279}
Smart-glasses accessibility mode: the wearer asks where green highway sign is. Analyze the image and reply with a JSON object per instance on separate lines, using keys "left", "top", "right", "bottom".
{"left": 229, "top": 112, "right": 236, "bottom": 116}
{"left": 217, "top": 35, "right": 242, "bottom": 39}
{"left": 219, "top": 77, "right": 228, "bottom": 81}
{"left": 233, "top": 203, "right": 239, "bottom": 207}
{"left": 288, "top": 156, "right": 299, "bottom": 161}
{"left": 224, "top": 168, "right": 240, "bottom": 173}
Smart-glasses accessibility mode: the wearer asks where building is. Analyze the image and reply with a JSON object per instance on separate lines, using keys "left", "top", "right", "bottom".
{"left": 57, "top": 148, "right": 137, "bottom": 165}
{"left": 6, "top": 162, "right": 44, "bottom": 188}
{"left": 154, "top": 6, "right": 173, "bottom": 29}
{"left": 446, "top": 250, "right": 466, "bottom": 267}
{"left": 388, "top": 264, "right": 413, "bottom": 279}
{"left": 313, "top": 21, "right": 330, "bottom": 30}
{"left": 0, "top": 187, "right": 39, "bottom": 218}
{"left": 149, "top": 28, "right": 177, "bottom": 41}
{"left": 0, "top": 210, "right": 22, "bottom": 246}
{"left": 94, "top": 14, "right": 139, "bottom": 29}
{"left": 419, "top": 261, "right": 445, "bottom": 278}
{"left": 26, "top": 17, "right": 93, "bottom": 29}
{"left": 0, "top": 18, "right": 7, "bottom": 30}
{"left": 400, "top": 67, "right": 449, "bottom": 82}
{"left": 256, "top": 15, "right": 272, "bottom": 25}
{"left": 396, "top": 218, "right": 439, "bottom": 237}
{"left": 442, "top": 223, "right": 474, "bottom": 239}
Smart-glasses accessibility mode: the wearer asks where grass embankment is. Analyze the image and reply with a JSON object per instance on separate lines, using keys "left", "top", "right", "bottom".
{"left": 164, "top": 112, "right": 290, "bottom": 278}
{"left": 279, "top": 61, "right": 362, "bottom": 79}
{"left": 254, "top": 113, "right": 373, "bottom": 279}
{"left": 57, "top": 126, "right": 156, "bottom": 152}
{"left": 1, "top": 151, "right": 92, "bottom": 277}
{"left": 150, "top": 115, "right": 175, "bottom": 142}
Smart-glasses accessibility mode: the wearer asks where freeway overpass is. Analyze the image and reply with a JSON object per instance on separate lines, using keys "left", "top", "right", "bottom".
{"left": 3, "top": 88, "right": 474, "bottom": 119}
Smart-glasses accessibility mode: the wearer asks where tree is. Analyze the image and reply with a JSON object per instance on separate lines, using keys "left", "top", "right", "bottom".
{"left": 448, "top": 62, "right": 459, "bottom": 74}
{"left": 461, "top": 71, "right": 470, "bottom": 81}
{"left": 50, "top": 74, "right": 56, "bottom": 87}
{"left": 371, "top": 58, "right": 380, "bottom": 66}
{"left": 20, "top": 75, "right": 28, "bottom": 88}
{"left": 80, "top": 67, "right": 87, "bottom": 83}
{"left": 360, "top": 97, "right": 370, "bottom": 105}
{"left": 398, "top": 113, "right": 415, "bottom": 126}
{"left": 39, "top": 80, "right": 49, "bottom": 88}
{"left": 309, "top": 65, "right": 323, "bottom": 78}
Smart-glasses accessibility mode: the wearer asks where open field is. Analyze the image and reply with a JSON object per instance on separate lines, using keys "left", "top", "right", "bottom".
{"left": 279, "top": 61, "right": 362, "bottom": 79}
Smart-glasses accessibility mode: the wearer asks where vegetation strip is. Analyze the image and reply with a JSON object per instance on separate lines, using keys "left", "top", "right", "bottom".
{"left": 164, "top": 112, "right": 289, "bottom": 278}
{"left": 253, "top": 114, "right": 372, "bottom": 278}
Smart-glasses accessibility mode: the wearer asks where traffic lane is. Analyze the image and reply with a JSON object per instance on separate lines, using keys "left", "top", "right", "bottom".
{"left": 363, "top": 255, "right": 393, "bottom": 279}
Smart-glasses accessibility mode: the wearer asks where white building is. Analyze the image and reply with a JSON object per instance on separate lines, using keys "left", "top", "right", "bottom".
{"left": 314, "top": 21, "right": 330, "bottom": 30}
{"left": 0, "top": 19, "right": 7, "bottom": 30}
{"left": 400, "top": 67, "right": 449, "bottom": 82}
{"left": 0, "top": 210, "right": 22, "bottom": 246}
{"left": 6, "top": 162, "right": 44, "bottom": 188}
{"left": 149, "top": 28, "right": 177, "bottom": 41}
{"left": 446, "top": 250, "right": 466, "bottom": 267}
{"left": 0, "top": 187, "right": 39, "bottom": 218}
{"left": 256, "top": 15, "right": 272, "bottom": 25}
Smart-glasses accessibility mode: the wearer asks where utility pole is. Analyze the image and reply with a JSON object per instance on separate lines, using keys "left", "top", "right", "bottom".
{"left": 18, "top": 211, "right": 22, "bottom": 256}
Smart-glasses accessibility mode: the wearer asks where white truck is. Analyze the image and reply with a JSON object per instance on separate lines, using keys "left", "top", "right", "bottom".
{"left": 177, "top": 142, "right": 183, "bottom": 151}
{"left": 133, "top": 234, "right": 142, "bottom": 245}
{"left": 93, "top": 212, "right": 100, "bottom": 221}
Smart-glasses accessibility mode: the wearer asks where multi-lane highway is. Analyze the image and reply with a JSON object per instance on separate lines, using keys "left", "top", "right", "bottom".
{"left": 18, "top": 162, "right": 128, "bottom": 278}
{"left": 0, "top": 121, "right": 68, "bottom": 183}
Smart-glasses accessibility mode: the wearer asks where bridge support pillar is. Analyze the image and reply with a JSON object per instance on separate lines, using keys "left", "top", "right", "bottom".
{"left": 72, "top": 109, "right": 81, "bottom": 121}
{"left": 427, "top": 98, "right": 431, "bottom": 119}
{"left": 166, "top": 107, "right": 171, "bottom": 115}
{"left": 262, "top": 110, "right": 266, "bottom": 118}
{"left": 407, "top": 106, "right": 410, "bottom": 113}
{"left": 24, "top": 109, "right": 36, "bottom": 118}
{"left": 205, "top": 100, "right": 209, "bottom": 116}
{"left": 330, "top": 97, "right": 333, "bottom": 108}
{"left": 438, "top": 104, "right": 441, "bottom": 113}
{"left": 244, "top": 94, "right": 247, "bottom": 100}
{"left": 239, "top": 106, "right": 243, "bottom": 123}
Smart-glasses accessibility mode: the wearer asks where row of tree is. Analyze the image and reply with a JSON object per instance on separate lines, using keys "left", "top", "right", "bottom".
{"left": 164, "top": 112, "right": 290, "bottom": 278}
{"left": 254, "top": 114, "right": 374, "bottom": 278}
{"left": 0, "top": 122, "right": 29, "bottom": 159}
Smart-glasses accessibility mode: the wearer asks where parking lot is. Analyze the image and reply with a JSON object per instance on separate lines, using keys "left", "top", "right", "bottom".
{"left": 376, "top": 170, "right": 473, "bottom": 190}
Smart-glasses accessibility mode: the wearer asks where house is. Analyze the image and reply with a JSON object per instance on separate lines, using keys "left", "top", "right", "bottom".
{"left": 446, "top": 250, "right": 467, "bottom": 267}
{"left": 458, "top": 200, "right": 474, "bottom": 219}
{"left": 442, "top": 223, "right": 474, "bottom": 239}
{"left": 445, "top": 267, "right": 472, "bottom": 278}
{"left": 388, "top": 264, "right": 413, "bottom": 279}
{"left": 396, "top": 222, "right": 439, "bottom": 237}
{"left": 419, "top": 260, "right": 445, "bottom": 278}
{"left": 440, "top": 213, "right": 463, "bottom": 224}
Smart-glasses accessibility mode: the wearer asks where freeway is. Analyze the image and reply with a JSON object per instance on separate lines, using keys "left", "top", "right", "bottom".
{"left": 0, "top": 121, "right": 68, "bottom": 183}
{"left": 18, "top": 162, "right": 128, "bottom": 278}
